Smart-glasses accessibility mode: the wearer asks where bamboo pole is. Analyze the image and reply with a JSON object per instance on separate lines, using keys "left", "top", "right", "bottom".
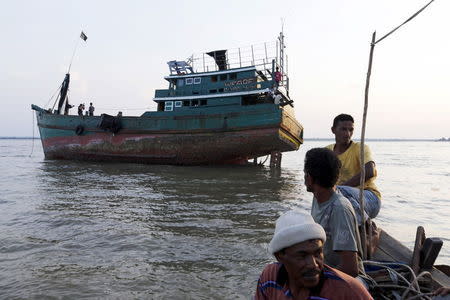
{"left": 359, "top": 31, "right": 376, "bottom": 260}
{"left": 358, "top": 0, "right": 435, "bottom": 260}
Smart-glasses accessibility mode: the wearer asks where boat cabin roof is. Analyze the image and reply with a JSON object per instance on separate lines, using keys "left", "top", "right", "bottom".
{"left": 164, "top": 66, "right": 256, "bottom": 81}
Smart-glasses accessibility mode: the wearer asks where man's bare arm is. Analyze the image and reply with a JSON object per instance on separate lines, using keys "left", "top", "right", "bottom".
{"left": 341, "top": 162, "right": 376, "bottom": 187}
{"left": 336, "top": 250, "right": 359, "bottom": 277}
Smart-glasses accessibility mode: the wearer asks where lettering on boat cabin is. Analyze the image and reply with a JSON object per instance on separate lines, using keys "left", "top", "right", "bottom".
{"left": 224, "top": 77, "right": 256, "bottom": 92}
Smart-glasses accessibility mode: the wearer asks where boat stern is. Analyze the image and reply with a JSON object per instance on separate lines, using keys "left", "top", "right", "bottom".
{"left": 279, "top": 105, "right": 303, "bottom": 150}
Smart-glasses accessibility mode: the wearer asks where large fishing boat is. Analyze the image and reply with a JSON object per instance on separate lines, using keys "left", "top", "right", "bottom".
{"left": 31, "top": 33, "right": 303, "bottom": 165}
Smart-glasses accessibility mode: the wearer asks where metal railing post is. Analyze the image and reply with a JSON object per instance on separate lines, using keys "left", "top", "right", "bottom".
{"left": 238, "top": 48, "right": 242, "bottom": 67}
{"left": 251, "top": 45, "right": 255, "bottom": 66}
{"left": 203, "top": 53, "right": 205, "bottom": 73}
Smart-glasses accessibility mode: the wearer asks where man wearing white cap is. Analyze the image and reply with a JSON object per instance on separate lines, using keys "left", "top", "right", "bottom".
{"left": 254, "top": 211, "right": 372, "bottom": 299}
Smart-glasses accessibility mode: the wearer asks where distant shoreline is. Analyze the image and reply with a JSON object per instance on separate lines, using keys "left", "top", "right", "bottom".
{"left": 0, "top": 137, "right": 440, "bottom": 142}
{"left": 0, "top": 137, "right": 41, "bottom": 140}
{"left": 305, "top": 138, "right": 437, "bottom": 142}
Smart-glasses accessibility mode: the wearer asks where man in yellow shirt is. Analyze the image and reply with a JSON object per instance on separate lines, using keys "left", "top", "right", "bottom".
{"left": 326, "top": 114, "right": 381, "bottom": 224}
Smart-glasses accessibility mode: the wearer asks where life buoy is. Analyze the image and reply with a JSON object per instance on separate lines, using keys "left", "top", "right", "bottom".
{"left": 75, "top": 125, "right": 84, "bottom": 135}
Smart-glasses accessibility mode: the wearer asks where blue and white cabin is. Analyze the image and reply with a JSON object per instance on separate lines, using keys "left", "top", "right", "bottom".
{"left": 153, "top": 33, "right": 292, "bottom": 112}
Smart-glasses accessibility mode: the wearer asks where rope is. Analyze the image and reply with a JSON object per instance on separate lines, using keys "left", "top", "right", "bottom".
{"left": 363, "top": 261, "right": 435, "bottom": 300}
{"left": 401, "top": 271, "right": 432, "bottom": 299}
{"left": 29, "top": 110, "right": 35, "bottom": 157}
{"left": 364, "top": 261, "right": 416, "bottom": 288}
{"left": 68, "top": 38, "right": 81, "bottom": 73}
{"left": 50, "top": 83, "right": 64, "bottom": 112}
{"left": 95, "top": 107, "right": 152, "bottom": 111}
{"left": 406, "top": 293, "right": 433, "bottom": 300}
{"left": 44, "top": 83, "right": 62, "bottom": 108}
{"left": 375, "top": 0, "right": 435, "bottom": 45}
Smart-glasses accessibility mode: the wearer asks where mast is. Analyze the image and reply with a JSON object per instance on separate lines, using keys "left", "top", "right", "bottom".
{"left": 53, "top": 31, "right": 87, "bottom": 114}
{"left": 56, "top": 73, "right": 70, "bottom": 114}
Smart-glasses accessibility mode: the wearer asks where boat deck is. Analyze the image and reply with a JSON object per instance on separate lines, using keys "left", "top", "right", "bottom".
{"left": 372, "top": 229, "right": 450, "bottom": 290}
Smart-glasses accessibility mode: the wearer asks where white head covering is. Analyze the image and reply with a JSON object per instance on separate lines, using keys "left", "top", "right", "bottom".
{"left": 268, "top": 210, "right": 326, "bottom": 255}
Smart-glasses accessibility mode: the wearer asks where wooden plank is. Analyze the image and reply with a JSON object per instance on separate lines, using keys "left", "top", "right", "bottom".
{"left": 428, "top": 268, "right": 450, "bottom": 290}
{"left": 373, "top": 230, "right": 412, "bottom": 263}
{"left": 412, "top": 226, "right": 426, "bottom": 274}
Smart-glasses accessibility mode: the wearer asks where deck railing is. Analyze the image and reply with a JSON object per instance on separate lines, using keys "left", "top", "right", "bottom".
{"left": 169, "top": 35, "right": 290, "bottom": 92}
{"left": 188, "top": 41, "right": 280, "bottom": 73}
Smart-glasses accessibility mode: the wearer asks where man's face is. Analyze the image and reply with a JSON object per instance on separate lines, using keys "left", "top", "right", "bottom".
{"left": 304, "top": 171, "right": 313, "bottom": 193}
{"left": 276, "top": 239, "right": 324, "bottom": 288}
{"left": 332, "top": 120, "right": 354, "bottom": 146}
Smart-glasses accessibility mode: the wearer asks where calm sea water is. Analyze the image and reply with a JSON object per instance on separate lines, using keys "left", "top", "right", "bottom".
{"left": 0, "top": 139, "right": 448, "bottom": 299}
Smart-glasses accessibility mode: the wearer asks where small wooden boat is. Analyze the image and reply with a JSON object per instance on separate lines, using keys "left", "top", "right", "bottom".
{"left": 367, "top": 226, "right": 450, "bottom": 299}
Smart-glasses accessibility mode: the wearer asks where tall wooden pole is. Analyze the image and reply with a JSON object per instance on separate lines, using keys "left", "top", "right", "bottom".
{"left": 358, "top": 0, "right": 434, "bottom": 261}
{"left": 359, "top": 31, "right": 376, "bottom": 260}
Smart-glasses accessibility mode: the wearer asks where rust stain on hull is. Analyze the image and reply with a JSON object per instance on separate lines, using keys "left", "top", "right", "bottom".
{"left": 42, "top": 128, "right": 299, "bottom": 165}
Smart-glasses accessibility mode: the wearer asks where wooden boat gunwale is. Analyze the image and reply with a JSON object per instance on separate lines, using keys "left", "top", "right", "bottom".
{"left": 369, "top": 228, "right": 450, "bottom": 297}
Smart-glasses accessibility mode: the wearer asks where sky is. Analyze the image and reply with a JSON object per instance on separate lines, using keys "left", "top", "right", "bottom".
{"left": 1, "top": 0, "right": 449, "bottom": 139}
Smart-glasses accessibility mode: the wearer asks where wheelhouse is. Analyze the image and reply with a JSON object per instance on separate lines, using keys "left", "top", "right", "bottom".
{"left": 153, "top": 33, "right": 293, "bottom": 112}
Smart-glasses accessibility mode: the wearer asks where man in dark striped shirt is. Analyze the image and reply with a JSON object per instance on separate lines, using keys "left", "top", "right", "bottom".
{"left": 254, "top": 211, "right": 372, "bottom": 300}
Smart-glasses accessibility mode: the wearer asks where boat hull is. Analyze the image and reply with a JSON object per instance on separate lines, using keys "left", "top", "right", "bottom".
{"left": 33, "top": 104, "right": 303, "bottom": 165}
{"left": 40, "top": 128, "right": 298, "bottom": 164}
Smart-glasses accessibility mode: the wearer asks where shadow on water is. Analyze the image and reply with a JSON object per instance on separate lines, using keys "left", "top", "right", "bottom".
{"left": 36, "top": 160, "right": 304, "bottom": 240}
{"left": 23, "top": 160, "right": 306, "bottom": 298}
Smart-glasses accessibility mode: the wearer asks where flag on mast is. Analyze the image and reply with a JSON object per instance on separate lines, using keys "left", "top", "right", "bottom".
{"left": 80, "top": 31, "right": 88, "bottom": 41}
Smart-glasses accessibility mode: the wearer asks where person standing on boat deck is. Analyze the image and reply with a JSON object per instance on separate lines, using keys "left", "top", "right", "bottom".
{"left": 274, "top": 66, "right": 282, "bottom": 88}
{"left": 64, "top": 104, "right": 74, "bottom": 115}
{"left": 254, "top": 211, "right": 373, "bottom": 300}
{"left": 88, "top": 102, "right": 95, "bottom": 116}
{"left": 305, "top": 148, "right": 364, "bottom": 277}
{"left": 326, "top": 113, "right": 381, "bottom": 224}
{"left": 77, "top": 103, "right": 84, "bottom": 116}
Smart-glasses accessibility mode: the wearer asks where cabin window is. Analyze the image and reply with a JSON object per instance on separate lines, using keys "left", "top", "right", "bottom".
{"left": 229, "top": 73, "right": 237, "bottom": 80}
{"left": 164, "top": 101, "right": 174, "bottom": 111}
{"left": 211, "top": 75, "right": 218, "bottom": 82}
{"left": 209, "top": 89, "right": 217, "bottom": 93}
{"left": 194, "top": 77, "right": 201, "bottom": 84}
{"left": 177, "top": 79, "right": 184, "bottom": 87}
{"left": 192, "top": 100, "right": 199, "bottom": 106}
{"left": 220, "top": 74, "right": 227, "bottom": 81}
{"left": 185, "top": 78, "right": 193, "bottom": 85}
{"left": 200, "top": 100, "right": 207, "bottom": 106}
{"left": 218, "top": 88, "right": 224, "bottom": 92}
{"left": 175, "top": 101, "right": 182, "bottom": 108}
{"left": 183, "top": 101, "right": 190, "bottom": 106}
{"left": 193, "top": 91, "right": 199, "bottom": 95}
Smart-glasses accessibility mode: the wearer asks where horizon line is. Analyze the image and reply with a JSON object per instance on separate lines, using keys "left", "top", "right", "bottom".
{"left": 0, "top": 136, "right": 445, "bottom": 141}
